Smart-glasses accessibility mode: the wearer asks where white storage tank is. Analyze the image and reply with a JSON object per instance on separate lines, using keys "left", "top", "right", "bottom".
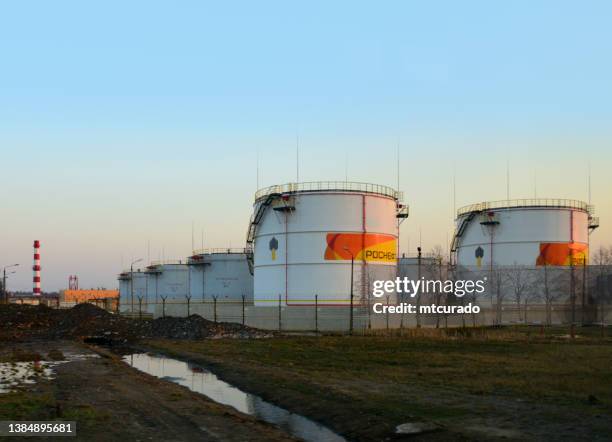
{"left": 117, "top": 269, "right": 148, "bottom": 312}
{"left": 248, "top": 182, "right": 408, "bottom": 306}
{"left": 118, "top": 272, "right": 130, "bottom": 304}
{"left": 187, "top": 248, "right": 254, "bottom": 301}
{"left": 149, "top": 261, "right": 189, "bottom": 301}
{"left": 451, "top": 199, "right": 599, "bottom": 269}
{"left": 398, "top": 255, "right": 443, "bottom": 281}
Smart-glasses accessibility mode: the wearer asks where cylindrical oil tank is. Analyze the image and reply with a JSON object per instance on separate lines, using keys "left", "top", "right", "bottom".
{"left": 118, "top": 273, "right": 130, "bottom": 304}
{"left": 452, "top": 199, "right": 598, "bottom": 269}
{"left": 150, "top": 261, "right": 189, "bottom": 301}
{"left": 249, "top": 182, "right": 406, "bottom": 306}
{"left": 117, "top": 269, "right": 148, "bottom": 312}
{"left": 397, "top": 256, "right": 443, "bottom": 281}
{"left": 188, "top": 248, "right": 254, "bottom": 301}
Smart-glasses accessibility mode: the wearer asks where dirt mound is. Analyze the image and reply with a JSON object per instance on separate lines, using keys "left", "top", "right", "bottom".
{"left": 0, "top": 304, "right": 55, "bottom": 330}
{"left": 147, "top": 315, "right": 274, "bottom": 340}
{"left": 51, "top": 303, "right": 141, "bottom": 341}
{"left": 0, "top": 304, "right": 273, "bottom": 342}
{"left": 0, "top": 304, "right": 58, "bottom": 339}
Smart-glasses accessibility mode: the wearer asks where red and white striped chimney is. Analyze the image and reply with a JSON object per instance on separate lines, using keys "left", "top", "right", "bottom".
{"left": 33, "top": 240, "right": 41, "bottom": 296}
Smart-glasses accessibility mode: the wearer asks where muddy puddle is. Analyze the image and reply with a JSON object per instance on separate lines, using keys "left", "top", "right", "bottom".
{"left": 0, "top": 352, "right": 98, "bottom": 394}
{"left": 123, "top": 353, "right": 346, "bottom": 442}
{"left": 0, "top": 361, "right": 56, "bottom": 393}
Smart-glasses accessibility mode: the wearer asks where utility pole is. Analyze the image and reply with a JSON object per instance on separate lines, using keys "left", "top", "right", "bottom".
{"left": 570, "top": 249, "right": 576, "bottom": 337}
{"left": 582, "top": 257, "right": 587, "bottom": 326}
{"left": 344, "top": 246, "right": 355, "bottom": 335}
{"left": 130, "top": 258, "right": 143, "bottom": 314}
{"left": 2, "top": 264, "right": 19, "bottom": 304}
{"left": 417, "top": 247, "right": 422, "bottom": 328}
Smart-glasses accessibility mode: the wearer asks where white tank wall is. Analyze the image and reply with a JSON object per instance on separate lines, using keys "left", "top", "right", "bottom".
{"left": 118, "top": 271, "right": 148, "bottom": 312}
{"left": 155, "top": 264, "right": 190, "bottom": 301}
{"left": 456, "top": 207, "right": 589, "bottom": 268}
{"left": 118, "top": 279, "right": 130, "bottom": 303}
{"left": 254, "top": 191, "right": 398, "bottom": 306}
{"left": 398, "top": 257, "right": 440, "bottom": 280}
{"left": 189, "top": 253, "right": 253, "bottom": 301}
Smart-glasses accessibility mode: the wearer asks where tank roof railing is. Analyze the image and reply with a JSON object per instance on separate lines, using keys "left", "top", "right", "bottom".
{"left": 255, "top": 181, "right": 402, "bottom": 202}
{"left": 118, "top": 269, "right": 146, "bottom": 277}
{"left": 457, "top": 198, "right": 592, "bottom": 218}
{"left": 148, "top": 259, "right": 184, "bottom": 266}
{"left": 191, "top": 248, "right": 249, "bottom": 256}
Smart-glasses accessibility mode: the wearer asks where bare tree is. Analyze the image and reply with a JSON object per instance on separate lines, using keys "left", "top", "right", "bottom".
{"left": 532, "top": 264, "right": 563, "bottom": 325}
{"left": 522, "top": 269, "right": 542, "bottom": 324}
{"left": 592, "top": 245, "right": 612, "bottom": 267}
{"left": 491, "top": 266, "right": 507, "bottom": 325}
{"left": 592, "top": 246, "right": 612, "bottom": 324}
{"left": 504, "top": 264, "right": 534, "bottom": 323}
{"left": 425, "top": 246, "right": 446, "bottom": 328}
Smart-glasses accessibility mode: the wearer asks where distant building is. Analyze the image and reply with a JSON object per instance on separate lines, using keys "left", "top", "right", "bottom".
{"left": 60, "top": 289, "right": 119, "bottom": 311}
{"left": 9, "top": 293, "right": 59, "bottom": 307}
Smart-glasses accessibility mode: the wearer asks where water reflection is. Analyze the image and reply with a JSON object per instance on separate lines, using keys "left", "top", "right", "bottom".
{"left": 124, "top": 353, "right": 345, "bottom": 442}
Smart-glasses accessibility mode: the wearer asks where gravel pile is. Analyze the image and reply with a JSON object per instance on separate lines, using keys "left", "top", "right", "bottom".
{"left": 0, "top": 304, "right": 273, "bottom": 343}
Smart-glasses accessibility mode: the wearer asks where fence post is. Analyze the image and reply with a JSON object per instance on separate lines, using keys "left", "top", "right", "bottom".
{"left": 161, "top": 295, "right": 167, "bottom": 318}
{"left": 186, "top": 295, "right": 191, "bottom": 317}
{"left": 137, "top": 296, "right": 143, "bottom": 320}
{"left": 386, "top": 295, "right": 390, "bottom": 332}
{"left": 581, "top": 259, "right": 587, "bottom": 327}
{"left": 399, "top": 293, "right": 404, "bottom": 332}
{"left": 278, "top": 294, "right": 282, "bottom": 332}
{"left": 213, "top": 296, "right": 218, "bottom": 323}
{"left": 242, "top": 294, "right": 245, "bottom": 325}
{"left": 349, "top": 289, "right": 354, "bottom": 336}
{"left": 315, "top": 294, "right": 318, "bottom": 335}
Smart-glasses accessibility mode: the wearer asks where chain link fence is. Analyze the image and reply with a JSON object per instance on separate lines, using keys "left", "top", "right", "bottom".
{"left": 116, "top": 295, "right": 612, "bottom": 333}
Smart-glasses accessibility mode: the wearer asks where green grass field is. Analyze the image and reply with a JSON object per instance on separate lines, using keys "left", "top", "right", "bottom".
{"left": 147, "top": 328, "right": 612, "bottom": 440}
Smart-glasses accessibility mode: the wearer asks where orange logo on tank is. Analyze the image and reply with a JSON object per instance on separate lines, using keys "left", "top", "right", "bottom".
{"left": 536, "top": 242, "right": 588, "bottom": 266}
{"left": 324, "top": 233, "right": 397, "bottom": 262}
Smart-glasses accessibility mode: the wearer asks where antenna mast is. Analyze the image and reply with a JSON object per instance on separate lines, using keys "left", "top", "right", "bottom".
{"left": 296, "top": 134, "right": 300, "bottom": 183}
{"left": 396, "top": 138, "right": 400, "bottom": 191}
{"left": 256, "top": 149, "right": 260, "bottom": 189}
{"left": 506, "top": 159, "right": 510, "bottom": 201}
{"left": 345, "top": 151, "right": 348, "bottom": 182}
{"left": 588, "top": 162, "right": 592, "bottom": 204}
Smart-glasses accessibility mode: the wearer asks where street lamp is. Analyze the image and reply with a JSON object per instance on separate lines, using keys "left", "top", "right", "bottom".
{"left": 343, "top": 247, "right": 355, "bottom": 335}
{"left": 2, "top": 271, "right": 17, "bottom": 304}
{"left": 2, "top": 264, "right": 19, "bottom": 304}
{"left": 130, "top": 259, "right": 143, "bottom": 313}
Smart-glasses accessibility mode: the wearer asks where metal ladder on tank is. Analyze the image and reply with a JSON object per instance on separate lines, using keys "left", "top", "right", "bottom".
{"left": 449, "top": 210, "right": 478, "bottom": 265}
{"left": 245, "top": 192, "right": 281, "bottom": 275}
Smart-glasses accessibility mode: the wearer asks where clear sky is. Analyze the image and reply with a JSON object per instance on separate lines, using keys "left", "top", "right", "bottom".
{"left": 1, "top": 1, "right": 611, "bottom": 291}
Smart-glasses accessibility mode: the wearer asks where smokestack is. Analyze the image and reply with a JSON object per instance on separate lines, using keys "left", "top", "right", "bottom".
{"left": 33, "top": 240, "right": 41, "bottom": 296}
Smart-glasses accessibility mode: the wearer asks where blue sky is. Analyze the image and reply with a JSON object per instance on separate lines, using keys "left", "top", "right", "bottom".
{"left": 1, "top": 1, "right": 611, "bottom": 290}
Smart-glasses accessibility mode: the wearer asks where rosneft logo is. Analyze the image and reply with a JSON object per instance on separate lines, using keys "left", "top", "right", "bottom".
{"left": 269, "top": 237, "right": 278, "bottom": 260}
{"left": 475, "top": 246, "right": 484, "bottom": 267}
{"left": 365, "top": 250, "right": 396, "bottom": 260}
{"left": 536, "top": 242, "right": 588, "bottom": 266}
{"left": 324, "top": 233, "right": 397, "bottom": 263}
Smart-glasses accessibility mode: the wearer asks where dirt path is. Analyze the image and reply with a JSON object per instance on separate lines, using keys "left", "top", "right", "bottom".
{"left": 0, "top": 341, "right": 295, "bottom": 442}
